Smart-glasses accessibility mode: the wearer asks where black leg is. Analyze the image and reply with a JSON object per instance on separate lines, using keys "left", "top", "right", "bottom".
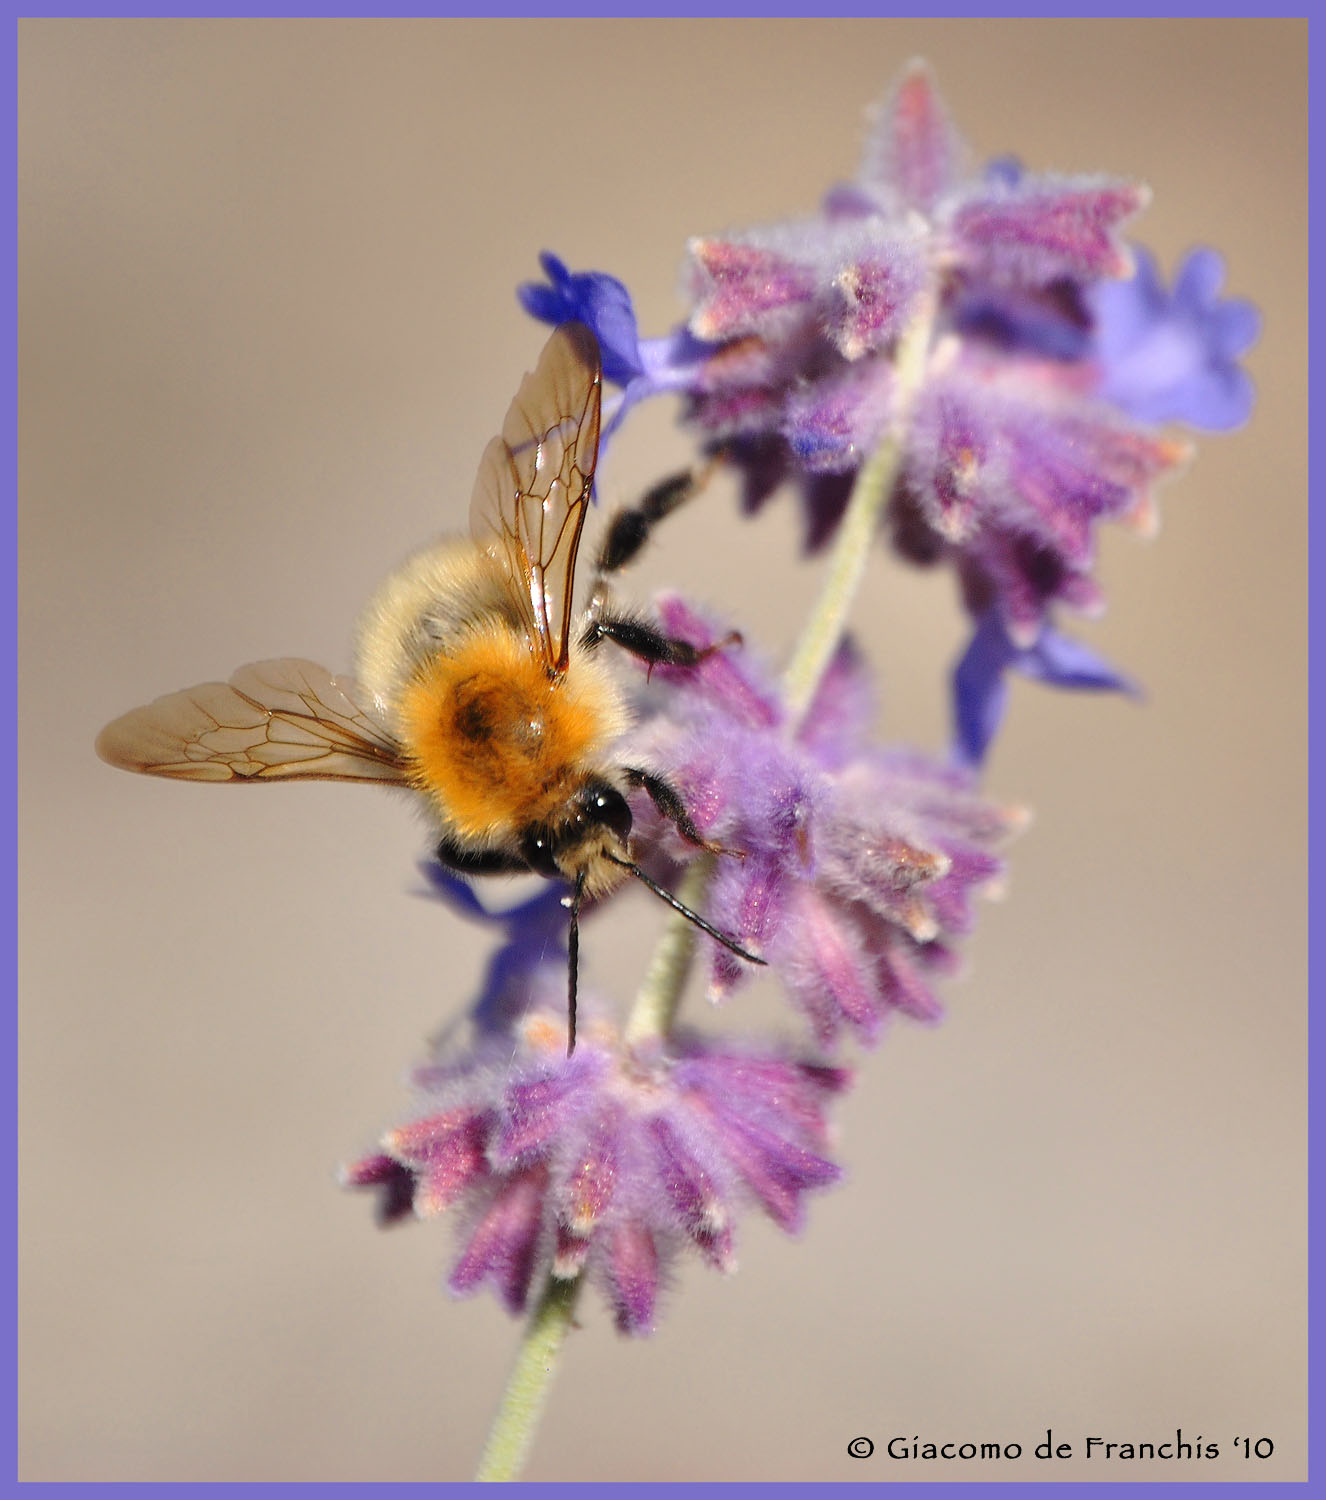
{"left": 434, "top": 833, "right": 529, "bottom": 876}
{"left": 622, "top": 765, "right": 732, "bottom": 855}
{"left": 581, "top": 611, "right": 741, "bottom": 671}
{"left": 595, "top": 454, "right": 722, "bottom": 576}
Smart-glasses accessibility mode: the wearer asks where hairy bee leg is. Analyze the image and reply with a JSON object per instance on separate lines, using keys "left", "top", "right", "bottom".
{"left": 622, "top": 765, "right": 742, "bottom": 858}
{"left": 434, "top": 835, "right": 529, "bottom": 876}
{"left": 594, "top": 452, "right": 725, "bottom": 577}
{"left": 581, "top": 613, "right": 741, "bottom": 670}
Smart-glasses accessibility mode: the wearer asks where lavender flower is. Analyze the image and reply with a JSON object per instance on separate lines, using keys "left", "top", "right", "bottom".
{"left": 951, "top": 610, "right": 1138, "bottom": 768}
{"left": 344, "top": 981, "right": 849, "bottom": 1335}
{"left": 517, "top": 252, "right": 646, "bottom": 387}
{"left": 517, "top": 251, "right": 719, "bottom": 444}
{"left": 620, "top": 597, "right": 1025, "bottom": 1047}
{"left": 1090, "top": 246, "right": 1261, "bottom": 431}
{"left": 416, "top": 864, "right": 572, "bottom": 1036}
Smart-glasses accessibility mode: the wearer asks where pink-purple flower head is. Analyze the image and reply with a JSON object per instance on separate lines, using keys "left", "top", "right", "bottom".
{"left": 344, "top": 983, "right": 849, "bottom": 1335}
{"left": 520, "top": 62, "right": 1256, "bottom": 765}
{"left": 520, "top": 72, "right": 1255, "bottom": 594}
{"left": 673, "top": 60, "right": 1190, "bottom": 640}
{"left": 620, "top": 597, "right": 1025, "bottom": 1048}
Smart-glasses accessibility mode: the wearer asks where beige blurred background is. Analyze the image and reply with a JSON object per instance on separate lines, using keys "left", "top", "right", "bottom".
{"left": 18, "top": 18, "right": 1305, "bottom": 1483}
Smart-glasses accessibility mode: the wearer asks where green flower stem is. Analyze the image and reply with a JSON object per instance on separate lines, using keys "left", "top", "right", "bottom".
{"left": 782, "top": 293, "right": 936, "bottom": 724}
{"left": 474, "top": 1273, "right": 584, "bottom": 1481}
{"left": 477, "top": 292, "right": 938, "bottom": 1483}
{"left": 779, "top": 434, "right": 903, "bottom": 723}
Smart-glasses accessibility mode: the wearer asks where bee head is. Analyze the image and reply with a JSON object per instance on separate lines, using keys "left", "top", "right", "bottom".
{"left": 520, "top": 779, "right": 633, "bottom": 881}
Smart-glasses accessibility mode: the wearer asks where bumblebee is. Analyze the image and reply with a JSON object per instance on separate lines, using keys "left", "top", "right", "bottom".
{"left": 97, "top": 323, "right": 761, "bottom": 1051}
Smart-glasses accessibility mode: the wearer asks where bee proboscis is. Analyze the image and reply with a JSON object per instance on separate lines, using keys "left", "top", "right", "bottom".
{"left": 97, "top": 322, "right": 763, "bottom": 1052}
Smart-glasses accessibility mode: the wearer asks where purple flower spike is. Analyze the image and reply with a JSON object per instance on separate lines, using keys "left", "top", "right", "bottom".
{"left": 897, "top": 357, "right": 1189, "bottom": 641}
{"left": 518, "top": 66, "right": 1251, "bottom": 638}
{"left": 828, "top": 243, "right": 929, "bottom": 361}
{"left": 344, "top": 986, "right": 849, "bottom": 1335}
{"left": 783, "top": 359, "right": 895, "bottom": 472}
{"left": 383, "top": 1106, "right": 492, "bottom": 1217}
{"left": 622, "top": 598, "right": 1024, "bottom": 1046}
{"left": 1091, "top": 247, "right": 1261, "bottom": 431}
{"left": 340, "top": 1154, "right": 417, "bottom": 1226}
{"left": 647, "top": 1116, "right": 734, "bottom": 1271}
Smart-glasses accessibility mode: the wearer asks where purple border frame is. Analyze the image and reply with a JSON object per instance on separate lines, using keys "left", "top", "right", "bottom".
{"left": 8, "top": 2, "right": 1320, "bottom": 14}
{"left": 9, "top": 5, "right": 1314, "bottom": 1495}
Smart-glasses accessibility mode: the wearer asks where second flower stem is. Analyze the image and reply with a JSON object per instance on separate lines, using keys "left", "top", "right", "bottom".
{"left": 474, "top": 1274, "right": 584, "bottom": 1482}
{"left": 780, "top": 433, "right": 902, "bottom": 723}
{"left": 783, "top": 295, "right": 935, "bottom": 724}
{"left": 622, "top": 853, "right": 710, "bottom": 1048}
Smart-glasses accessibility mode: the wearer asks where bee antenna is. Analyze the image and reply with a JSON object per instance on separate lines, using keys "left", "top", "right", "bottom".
{"left": 605, "top": 854, "right": 767, "bottom": 968}
{"left": 566, "top": 870, "right": 587, "bottom": 1057}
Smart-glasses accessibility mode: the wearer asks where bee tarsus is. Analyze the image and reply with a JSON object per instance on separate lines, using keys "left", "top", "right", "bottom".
{"left": 623, "top": 765, "right": 727, "bottom": 855}
{"left": 580, "top": 613, "right": 725, "bottom": 670}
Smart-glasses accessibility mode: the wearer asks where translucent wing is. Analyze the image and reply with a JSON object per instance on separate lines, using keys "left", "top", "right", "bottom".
{"left": 469, "top": 322, "right": 602, "bottom": 677}
{"left": 95, "top": 659, "right": 407, "bottom": 783}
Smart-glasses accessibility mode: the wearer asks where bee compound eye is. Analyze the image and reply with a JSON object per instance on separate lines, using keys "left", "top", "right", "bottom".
{"left": 520, "top": 826, "right": 561, "bottom": 878}
{"left": 591, "top": 786, "right": 633, "bottom": 844}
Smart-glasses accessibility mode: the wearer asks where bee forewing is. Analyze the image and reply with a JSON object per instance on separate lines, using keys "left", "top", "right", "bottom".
{"left": 496, "top": 321, "right": 602, "bottom": 474}
{"left": 469, "top": 322, "right": 602, "bottom": 676}
{"left": 95, "top": 658, "right": 407, "bottom": 783}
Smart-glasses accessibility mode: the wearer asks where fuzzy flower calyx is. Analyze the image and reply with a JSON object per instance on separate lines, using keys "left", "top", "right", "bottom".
{"left": 344, "top": 988, "right": 849, "bottom": 1335}
{"left": 621, "top": 596, "right": 1025, "bottom": 1047}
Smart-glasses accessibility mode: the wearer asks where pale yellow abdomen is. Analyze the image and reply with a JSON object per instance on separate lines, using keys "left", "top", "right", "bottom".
{"left": 354, "top": 538, "right": 520, "bottom": 719}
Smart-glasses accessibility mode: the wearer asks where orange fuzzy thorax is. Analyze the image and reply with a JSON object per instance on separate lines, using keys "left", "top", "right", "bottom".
{"left": 396, "top": 626, "right": 625, "bottom": 842}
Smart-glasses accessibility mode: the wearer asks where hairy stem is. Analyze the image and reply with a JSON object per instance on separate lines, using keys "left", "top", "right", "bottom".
{"left": 474, "top": 1274, "right": 584, "bottom": 1482}
{"left": 780, "top": 438, "right": 902, "bottom": 722}
{"left": 782, "top": 294, "right": 936, "bottom": 722}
